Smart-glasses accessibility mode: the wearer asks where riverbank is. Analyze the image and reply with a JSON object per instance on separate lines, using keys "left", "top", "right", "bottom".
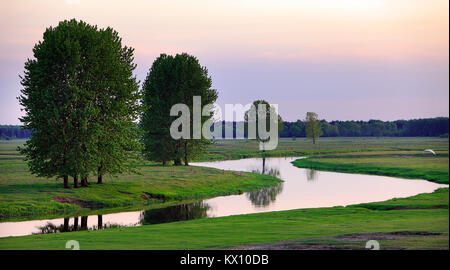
{"left": 0, "top": 188, "right": 447, "bottom": 249}
{"left": 292, "top": 150, "right": 449, "bottom": 184}
{"left": 0, "top": 140, "right": 281, "bottom": 221}
{"left": 201, "top": 137, "right": 449, "bottom": 161}
{"left": 0, "top": 137, "right": 448, "bottom": 249}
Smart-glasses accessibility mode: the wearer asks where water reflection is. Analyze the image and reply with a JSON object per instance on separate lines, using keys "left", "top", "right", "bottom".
{"left": 306, "top": 169, "right": 318, "bottom": 181}
{"left": 245, "top": 157, "right": 284, "bottom": 207}
{"left": 2, "top": 157, "right": 447, "bottom": 237}
{"left": 246, "top": 182, "right": 284, "bottom": 207}
{"left": 140, "top": 202, "right": 210, "bottom": 225}
{"left": 33, "top": 203, "right": 212, "bottom": 235}
{"left": 35, "top": 215, "right": 125, "bottom": 234}
{"left": 259, "top": 157, "right": 281, "bottom": 177}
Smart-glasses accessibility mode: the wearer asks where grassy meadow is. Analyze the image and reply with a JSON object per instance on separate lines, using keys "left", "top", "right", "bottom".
{"left": 0, "top": 140, "right": 280, "bottom": 221}
{"left": 292, "top": 150, "right": 449, "bottom": 184}
{"left": 0, "top": 137, "right": 448, "bottom": 249}
{"left": 0, "top": 192, "right": 447, "bottom": 249}
{"left": 203, "top": 137, "right": 449, "bottom": 161}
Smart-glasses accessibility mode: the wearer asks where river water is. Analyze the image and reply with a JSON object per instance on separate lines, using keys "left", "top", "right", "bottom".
{"left": 0, "top": 157, "right": 446, "bottom": 237}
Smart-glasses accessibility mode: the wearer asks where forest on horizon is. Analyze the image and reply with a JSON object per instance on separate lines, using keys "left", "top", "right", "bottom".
{"left": 1, "top": 116, "right": 448, "bottom": 140}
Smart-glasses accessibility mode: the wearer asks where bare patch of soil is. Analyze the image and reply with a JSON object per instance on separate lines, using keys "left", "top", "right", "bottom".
{"left": 230, "top": 231, "right": 443, "bottom": 250}
{"left": 52, "top": 197, "right": 101, "bottom": 209}
{"left": 140, "top": 192, "right": 168, "bottom": 201}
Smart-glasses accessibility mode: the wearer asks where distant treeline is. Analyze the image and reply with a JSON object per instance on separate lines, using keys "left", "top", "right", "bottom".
{"left": 0, "top": 125, "right": 31, "bottom": 140}
{"left": 213, "top": 117, "right": 449, "bottom": 138}
{"left": 280, "top": 117, "right": 449, "bottom": 138}
{"left": 1, "top": 117, "right": 448, "bottom": 140}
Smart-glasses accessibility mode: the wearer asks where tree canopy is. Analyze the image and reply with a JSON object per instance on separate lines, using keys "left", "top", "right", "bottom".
{"left": 305, "top": 112, "right": 323, "bottom": 144}
{"left": 140, "top": 53, "right": 217, "bottom": 165}
{"left": 18, "top": 19, "right": 141, "bottom": 188}
{"left": 279, "top": 117, "right": 449, "bottom": 138}
{"left": 244, "top": 100, "right": 283, "bottom": 150}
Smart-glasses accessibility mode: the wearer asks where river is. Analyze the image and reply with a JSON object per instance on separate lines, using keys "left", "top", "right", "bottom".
{"left": 0, "top": 157, "right": 446, "bottom": 237}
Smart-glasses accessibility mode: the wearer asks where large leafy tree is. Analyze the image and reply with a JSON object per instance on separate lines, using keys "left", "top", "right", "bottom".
{"left": 141, "top": 54, "right": 179, "bottom": 165}
{"left": 19, "top": 19, "right": 141, "bottom": 188}
{"left": 141, "top": 53, "right": 217, "bottom": 165}
{"left": 92, "top": 25, "right": 143, "bottom": 184}
{"left": 174, "top": 53, "right": 218, "bottom": 165}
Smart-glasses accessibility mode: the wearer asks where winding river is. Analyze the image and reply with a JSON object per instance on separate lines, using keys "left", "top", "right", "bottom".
{"left": 0, "top": 157, "right": 446, "bottom": 237}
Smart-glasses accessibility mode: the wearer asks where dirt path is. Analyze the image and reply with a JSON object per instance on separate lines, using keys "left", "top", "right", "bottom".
{"left": 230, "top": 231, "right": 446, "bottom": 250}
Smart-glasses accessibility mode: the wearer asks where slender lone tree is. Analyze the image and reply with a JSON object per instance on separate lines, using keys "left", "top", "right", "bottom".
{"left": 244, "top": 100, "right": 283, "bottom": 152}
{"left": 305, "top": 112, "right": 323, "bottom": 144}
{"left": 19, "top": 19, "right": 141, "bottom": 188}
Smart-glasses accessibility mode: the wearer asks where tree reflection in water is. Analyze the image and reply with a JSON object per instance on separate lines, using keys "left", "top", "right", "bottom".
{"left": 140, "top": 201, "right": 211, "bottom": 225}
{"left": 33, "top": 158, "right": 291, "bottom": 233}
{"left": 246, "top": 182, "right": 283, "bottom": 207}
{"left": 246, "top": 157, "right": 284, "bottom": 207}
{"left": 305, "top": 169, "right": 318, "bottom": 181}
{"left": 35, "top": 215, "right": 124, "bottom": 234}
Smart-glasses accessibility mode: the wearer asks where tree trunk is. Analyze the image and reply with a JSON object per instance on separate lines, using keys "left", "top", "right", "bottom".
{"left": 81, "top": 176, "right": 89, "bottom": 187}
{"left": 98, "top": 215, "right": 103, "bottom": 229}
{"left": 73, "top": 175, "right": 79, "bottom": 188}
{"left": 63, "top": 217, "right": 69, "bottom": 232}
{"left": 184, "top": 141, "right": 189, "bottom": 166}
{"left": 262, "top": 157, "right": 266, "bottom": 174}
{"left": 97, "top": 165, "right": 103, "bottom": 184}
{"left": 73, "top": 217, "right": 79, "bottom": 231}
{"left": 63, "top": 175, "right": 70, "bottom": 189}
{"left": 174, "top": 158, "right": 182, "bottom": 166}
{"left": 174, "top": 143, "right": 182, "bottom": 165}
{"left": 81, "top": 216, "right": 88, "bottom": 230}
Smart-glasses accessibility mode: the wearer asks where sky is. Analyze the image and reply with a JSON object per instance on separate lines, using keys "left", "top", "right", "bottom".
{"left": 0, "top": 0, "right": 448, "bottom": 124}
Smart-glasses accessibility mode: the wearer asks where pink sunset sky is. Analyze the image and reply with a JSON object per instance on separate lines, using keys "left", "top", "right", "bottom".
{"left": 0, "top": 0, "right": 448, "bottom": 123}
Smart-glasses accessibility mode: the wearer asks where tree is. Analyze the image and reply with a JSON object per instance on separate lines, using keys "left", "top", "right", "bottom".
{"left": 369, "top": 120, "right": 385, "bottom": 137}
{"left": 289, "top": 125, "right": 302, "bottom": 139}
{"left": 18, "top": 19, "right": 141, "bottom": 188}
{"left": 173, "top": 53, "right": 218, "bottom": 165}
{"left": 141, "top": 53, "right": 217, "bottom": 165}
{"left": 305, "top": 112, "right": 323, "bottom": 144}
{"left": 244, "top": 100, "right": 283, "bottom": 151}
{"left": 91, "top": 26, "right": 142, "bottom": 184}
{"left": 0, "top": 125, "right": 31, "bottom": 140}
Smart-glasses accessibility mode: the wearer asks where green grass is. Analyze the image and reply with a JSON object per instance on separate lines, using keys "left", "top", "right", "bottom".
{"left": 292, "top": 150, "right": 449, "bottom": 184}
{"left": 0, "top": 137, "right": 448, "bottom": 250}
{"left": 351, "top": 187, "right": 449, "bottom": 210}
{"left": 0, "top": 183, "right": 443, "bottom": 250}
{"left": 201, "top": 137, "right": 449, "bottom": 161}
{"left": 0, "top": 197, "right": 447, "bottom": 249}
{"left": 0, "top": 140, "right": 280, "bottom": 220}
